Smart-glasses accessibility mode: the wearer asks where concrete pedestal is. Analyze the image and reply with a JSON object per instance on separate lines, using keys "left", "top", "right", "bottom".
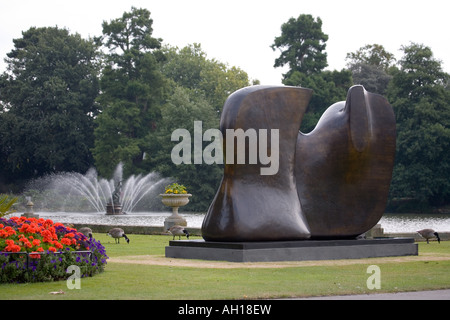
{"left": 165, "top": 238, "right": 418, "bottom": 262}
{"left": 164, "top": 217, "right": 187, "bottom": 231}
{"left": 105, "top": 204, "right": 123, "bottom": 215}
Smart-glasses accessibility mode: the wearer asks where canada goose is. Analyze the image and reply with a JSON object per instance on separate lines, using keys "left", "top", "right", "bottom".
{"left": 78, "top": 227, "right": 93, "bottom": 239}
{"left": 107, "top": 228, "right": 130, "bottom": 244}
{"left": 417, "top": 229, "right": 441, "bottom": 244}
{"left": 168, "top": 225, "right": 189, "bottom": 240}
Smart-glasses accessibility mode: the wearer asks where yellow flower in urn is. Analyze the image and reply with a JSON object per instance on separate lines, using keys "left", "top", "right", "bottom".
{"left": 160, "top": 183, "right": 191, "bottom": 229}
{"left": 164, "top": 183, "right": 188, "bottom": 194}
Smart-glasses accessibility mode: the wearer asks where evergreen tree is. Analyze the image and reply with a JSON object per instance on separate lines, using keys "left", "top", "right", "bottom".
{"left": 93, "top": 7, "right": 166, "bottom": 178}
{"left": 271, "top": 14, "right": 328, "bottom": 80}
{"left": 272, "top": 14, "right": 351, "bottom": 133}
{"left": 0, "top": 27, "right": 100, "bottom": 190}
{"left": 387, "top": 43, "right": 450, "bottom": 208}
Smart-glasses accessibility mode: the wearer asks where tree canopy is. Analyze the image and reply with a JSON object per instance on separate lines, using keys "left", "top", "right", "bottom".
{"left": 92, "top": 7, "right": 166, "bottom": 178}
{"left": 0, "top": 8, "right": 449, "bottom": 211}
{"left": 153, "top": 43, "right": 250, "bottom": 210}
{"left": 387, "top": 43, "right": 450, "bottom": 209}
{"left": 93, "top": 11, "right": 250, "bottom": 209}
{"left": 271, "top": 14, "right": 328, "bottom": 79}
{"left": 273, "top": 13, "right": 450, "bottom": 210}
{"left": 0, "top": 27, "right": 100, "bottom": 187}
{"left": 345, "top": 44, "right": 396, "bottom": 95}
{"left": 274, "top": 14, "right": 351, "bottom": 133}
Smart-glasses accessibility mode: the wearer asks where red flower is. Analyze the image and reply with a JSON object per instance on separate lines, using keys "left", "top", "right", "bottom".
{"left": 5, "top": 240, "right": 21, "bottom": 253}
{"left": 4, "top": 226, "right": 16, "bottom": 236}
{"left": 61, "top": 238, "right": 72, "bottom": 246}
{"left": 0, "top": 216, "right": 93, "bottom": 254}
{"left": 41, "top": 230, "right": 53, "bottom": 243}
{"left": 19, "top": 238, "right": 32, "bottom": 249}
{"left": 43, "top": 219, "right": 54, "bottom": 227}
{"left": 27, "top": 222, "right": 40, "bottom": 234}
{"left": 19, "top": 223, "right": 29, "bottom": 233}
{"left": 29, "top": 252, "right": 41, "bottom": 259}
{"left": 54, "top": 242, "right": 63, "bottom": 249}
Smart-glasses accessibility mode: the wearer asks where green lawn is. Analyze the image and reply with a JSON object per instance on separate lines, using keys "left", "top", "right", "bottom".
{"left": 1, "top": 233, "right": 449, "bottom": 300}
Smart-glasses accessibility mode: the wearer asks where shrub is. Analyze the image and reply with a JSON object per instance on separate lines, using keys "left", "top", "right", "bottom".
{"left": 0, "top": 195, "right": 17, "bottom": 218}
{"left": 0, "top": 216, "right": 108, "bottom": 283}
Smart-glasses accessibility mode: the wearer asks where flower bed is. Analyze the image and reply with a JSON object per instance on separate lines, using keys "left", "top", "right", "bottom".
{"left": 0, "top": 216, "right": 108, "bottom": 283}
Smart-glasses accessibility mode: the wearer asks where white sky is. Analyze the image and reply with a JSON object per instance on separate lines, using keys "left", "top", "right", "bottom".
{"left": 0, "top": 0, "right": 448, "bottom": 85}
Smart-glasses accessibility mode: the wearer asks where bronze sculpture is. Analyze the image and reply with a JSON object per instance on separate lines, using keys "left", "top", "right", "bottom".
{"left": 296, "top": 85, "right": 396, "bottom": 239}
{"left": 201, "top": 85, "right": 396, "bottom": 241}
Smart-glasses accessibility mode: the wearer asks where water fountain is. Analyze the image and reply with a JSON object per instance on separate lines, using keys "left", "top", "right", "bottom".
{"left": 25, "top": 163, "right": 169, "bottom": 214}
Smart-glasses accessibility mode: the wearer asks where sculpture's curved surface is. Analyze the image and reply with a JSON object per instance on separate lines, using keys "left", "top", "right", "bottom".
{"left": 296, "top": 85, "right": 396, "bottom": 239}
{"left": 201, "top": 85, "right": 396, "bottom": 242}
{"left": 202, "top": 86, "right": 313, "bottom": 241}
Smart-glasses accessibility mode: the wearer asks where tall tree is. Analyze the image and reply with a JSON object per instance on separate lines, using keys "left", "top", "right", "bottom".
{"left": 151, "top": 86, "right": 222, "bottom": 211}
{"left": 156, "top": 44, "right": 251, "bottom": 210}
{"left": 271, "top": 14, "right": 350, "bottom": 133}
{"left": 387, "top": 43, "right": 450, "bottom": 208}
{"left": 271, "top": 14, "right": 328, "bottom": 80}
{"left": 346, "top": 44, "right": 396, "bottom": 95}
{"left": 93, "top": 7, "right": 166, "bottom": 178}
{"left": 284, "top": 69, "right": 353, "bottom": 133}
{"left": 161, "top": 43, "right": 250, "bottom": 114}
{"left": 0, "top": 27, "right": 100, "bottom": 190}
{"left": 346, "top": 44, "right": 396, "bottom": 70}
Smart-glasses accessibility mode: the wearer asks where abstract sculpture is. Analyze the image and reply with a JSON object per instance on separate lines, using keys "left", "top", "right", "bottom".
{"left": 202, "top": 85, "right": 396, "bottom": 241}
{"left": 296, "top": 85, "right": 396, "bottom": 239}
{"left": 202, "top": 86, "right": 312, "bottom": 241}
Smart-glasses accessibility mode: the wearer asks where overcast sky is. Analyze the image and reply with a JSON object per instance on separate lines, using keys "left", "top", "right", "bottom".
{"left": 0, "top": 0, "right": 448, "bottom": 85}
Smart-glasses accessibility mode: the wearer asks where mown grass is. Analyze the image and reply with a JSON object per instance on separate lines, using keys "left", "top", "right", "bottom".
{"left": 1, "top": 234, "right": 449, "bottom": 300}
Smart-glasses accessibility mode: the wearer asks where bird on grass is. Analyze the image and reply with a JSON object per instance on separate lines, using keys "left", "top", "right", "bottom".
{"left": 107, "top": 228, "right": 130, "bottom": 244}
{"left": 78, "top": 227, "right": 93, "bottom": 239}
{"left": 417, "top": 229, "right": 440, "bottom": 244}
{"left": 168, "top": 225, "right": 190, "bottom": 240}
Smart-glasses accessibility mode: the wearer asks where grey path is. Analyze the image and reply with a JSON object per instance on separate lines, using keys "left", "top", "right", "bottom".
{"left": 292, "top": 289, "right": 450, "bottom": 300}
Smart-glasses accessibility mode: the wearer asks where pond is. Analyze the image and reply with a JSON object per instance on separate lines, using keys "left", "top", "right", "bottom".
{"left": 380, "top": 213, "right": 450, "bottom": 233}
{"left": 13, "top": 211, "right": 450, "bottom": 233}
{"left": 21, "top": 211, "right": 205, "bottom": 229}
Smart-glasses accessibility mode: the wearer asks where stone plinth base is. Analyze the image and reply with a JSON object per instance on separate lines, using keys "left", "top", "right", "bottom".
{"left": 164, "top": 216, "right": 187, "bottom": 231}
{"left": 106, "top": 204, "right": 123, "bottom": 215}
{"left": 165, "top": 238, "right": 418, "bottom": 262}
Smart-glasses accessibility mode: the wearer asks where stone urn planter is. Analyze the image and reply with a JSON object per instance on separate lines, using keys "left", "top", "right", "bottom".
{"left": 21, "top": 197, "right": 39, "bottom": 219}
{"left": 160, "top": 193, "right": 192, "bottom": 230}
